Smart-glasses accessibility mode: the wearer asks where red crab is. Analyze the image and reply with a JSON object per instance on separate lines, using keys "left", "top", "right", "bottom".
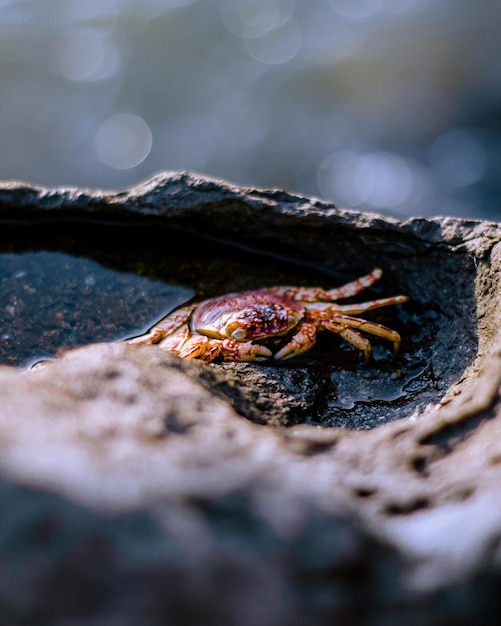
{"left": 127, "top": 267, "right": 409, "bottom": 363}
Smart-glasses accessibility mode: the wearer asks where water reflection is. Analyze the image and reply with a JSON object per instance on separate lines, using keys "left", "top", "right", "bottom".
{"left": 0, "top": 0, "right": 500, "bottom": 221}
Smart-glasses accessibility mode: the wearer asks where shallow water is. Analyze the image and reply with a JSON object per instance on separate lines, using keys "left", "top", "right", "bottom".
{"left": 0, "top": 250, "right": 194, "bottom": 367}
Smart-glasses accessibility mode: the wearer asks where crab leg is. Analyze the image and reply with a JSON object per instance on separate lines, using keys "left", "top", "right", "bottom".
{"left": 178, "top": 335, "right": 211, "bottom": 359}
{"left": 198, "top": 342, "right": 224, "bottom": 363}
{"left": 221, "top": 339, "right": 272, "bottom": 362}
{"left": 157, "top": 325, "right": 190, "bottom": 352}
{"left": 274, "top": 322, "right": 317, "bottom": 360}
{"left": 307, "top": 294, "right": 409, "bottom": 315}
{"left": 267, "top": 267, "right": 384, "bottom": 302}
{"left": 320, "top": 320, "right": 373, "bottom": 362}
{"left": 127, "top": 305, "right": 195, "bottom": 345}
{"left": 329, "top": 314, "right": 402, "bottom": 353}
{"left": 175, "top": 336, "right": 226, "bottom": 363}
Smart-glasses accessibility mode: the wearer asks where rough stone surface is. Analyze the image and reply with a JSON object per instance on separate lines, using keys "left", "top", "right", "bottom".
{"left": 0, "top": 172, "right": 500, "bottom": 624}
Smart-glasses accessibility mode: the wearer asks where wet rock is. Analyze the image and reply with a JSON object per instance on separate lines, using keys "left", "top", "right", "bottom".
{"left": 0, "top": 172, "right": 500, "bottom": 624}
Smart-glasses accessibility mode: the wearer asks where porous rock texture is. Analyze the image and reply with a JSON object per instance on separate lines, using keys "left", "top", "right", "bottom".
{"left": 0, "top": 171, "right": 500, "bottom": 625}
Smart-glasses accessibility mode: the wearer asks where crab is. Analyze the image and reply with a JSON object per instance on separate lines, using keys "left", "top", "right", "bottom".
{"left": 127, "top": 267, "right": 409, "bottom": 363}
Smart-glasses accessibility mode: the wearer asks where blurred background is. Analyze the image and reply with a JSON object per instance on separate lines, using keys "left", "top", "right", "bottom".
{"left": 0, "top": 0, "right": 500, "bottom": 221}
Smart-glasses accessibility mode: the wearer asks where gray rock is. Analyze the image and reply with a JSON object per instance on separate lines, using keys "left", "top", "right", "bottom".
{"left": 0, "top": 172, "right": 500, "bottom": 624}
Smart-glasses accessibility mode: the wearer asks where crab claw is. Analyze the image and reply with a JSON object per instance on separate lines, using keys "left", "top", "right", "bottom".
{"left": 274, "top": 323, "right": 317, "bottom": 360}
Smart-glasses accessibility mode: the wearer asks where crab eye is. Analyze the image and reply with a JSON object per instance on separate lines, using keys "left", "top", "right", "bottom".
{"left": 287, "top": 313, "right": 299, "bottom": 328}
{"left": 231, "top": 327, "right": 248, "bottom": 341}
{"left": 226, "top": 322, "right": 248, "bottom": 341}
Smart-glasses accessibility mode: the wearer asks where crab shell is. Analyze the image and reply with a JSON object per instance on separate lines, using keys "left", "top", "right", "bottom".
{"left": 191, "top": 291, "right": 304, "bottom": 342}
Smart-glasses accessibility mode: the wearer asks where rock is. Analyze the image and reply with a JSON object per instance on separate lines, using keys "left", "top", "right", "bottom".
{"left": 0, "top": 172, "right": 500, "bottom": 624}
{"left": 0, "top": 478, "right": 410, "bottom": 626}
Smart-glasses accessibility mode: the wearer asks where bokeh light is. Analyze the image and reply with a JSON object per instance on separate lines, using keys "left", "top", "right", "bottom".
{"left": 95, "top": 114, "right": 153, "bottom": 170}
{"left": 0, "top": 0, "right": 500, "bottom": 221}
{"left": 317, "top": 150, "right": 418, "bottom": 210}
{"left": 243, "top": 20, "right": 302, "bottom": 65}
{"left": 49, "top": 28, "right": 119, "bottom": 82}
{"left": 221, "top": 0, "right": 295, "bottom": 38}
{"left": 429, "top": 129, "right": 487, "bottom": 190}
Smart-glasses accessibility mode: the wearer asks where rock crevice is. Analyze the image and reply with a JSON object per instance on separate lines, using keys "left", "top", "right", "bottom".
{"left": 0, "top": 171, "right": 500, "bottom": 624}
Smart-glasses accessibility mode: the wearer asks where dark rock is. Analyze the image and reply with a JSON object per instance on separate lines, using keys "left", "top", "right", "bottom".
{"left": 0, "top": 172, "right": 500, "bottom": 624}
{"left": 0, "top": 479, "right": 418, "bottom": 626}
